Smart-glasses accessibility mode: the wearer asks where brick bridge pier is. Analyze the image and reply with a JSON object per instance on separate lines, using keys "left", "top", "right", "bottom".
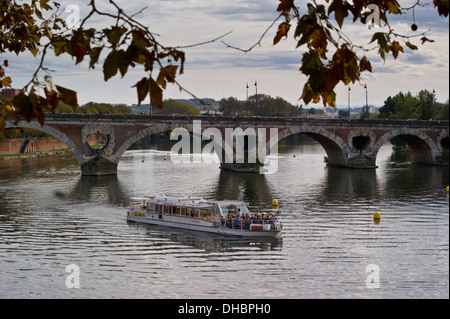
{"left": 5, "top": 114, "right": 449, "bottom": 175}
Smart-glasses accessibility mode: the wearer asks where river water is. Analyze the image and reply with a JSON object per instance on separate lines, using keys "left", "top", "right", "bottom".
{"left": 0, "top": 138, "right": 448, "bottom": 299}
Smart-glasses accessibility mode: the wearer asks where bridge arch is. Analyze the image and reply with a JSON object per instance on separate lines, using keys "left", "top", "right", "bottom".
{"left": 437, "top": 129, "right": 449, "bottom": 153}
{"left": 347, "top": 128, "right": 376, "bottom": 153}
{"left": 115, "top": 123, "right": 226, "bottom": 165}
{"left": 4, "top": 120, "right": 86, "bottom": 165}
{"left": 113, "top": 126, "right": 169, "bottom": 164}
{"left": 373, "top": 128, "right": 441, "bottom": 164}
{"left": 277, "top": 126, "right": 349, "bottom": 167}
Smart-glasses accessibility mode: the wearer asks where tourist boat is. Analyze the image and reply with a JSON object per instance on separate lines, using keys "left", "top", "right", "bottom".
{"left": 127, "top": 196, "right": 282, "bottom": 237}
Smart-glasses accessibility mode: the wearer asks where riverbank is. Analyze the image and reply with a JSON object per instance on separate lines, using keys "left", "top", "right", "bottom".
{"left": 0, "top": 148, "right": 72, "bottom": 160}
{"left": 0, "top": 136, "right": 68, "bottom": 158}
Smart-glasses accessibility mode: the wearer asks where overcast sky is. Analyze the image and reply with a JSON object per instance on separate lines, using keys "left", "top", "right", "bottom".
{"left": 4, "top": 0, "right": 449, "bottom": 108}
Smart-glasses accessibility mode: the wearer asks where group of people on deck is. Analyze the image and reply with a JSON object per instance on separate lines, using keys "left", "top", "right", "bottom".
{"left": 221, "top": 208, "right": 278, "bottom": 230}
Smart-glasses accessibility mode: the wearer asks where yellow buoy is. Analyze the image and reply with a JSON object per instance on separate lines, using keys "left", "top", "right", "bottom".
{"left": 373, "top": 211, "right": 381, "bottom": 220}
{"left": 164, "top": 157, "right": 167, "bottom": 161}
{"left": 142, "top": 159, "right": 145, "bottom": 163}
{"left": 272, "top": 199, "right": 279, "bottom": 207}
{"left": 293, "top": 154, "right": 296, "bottom": 158}
{"left": 446, "top": 186, "right": 449, "bottom": 193}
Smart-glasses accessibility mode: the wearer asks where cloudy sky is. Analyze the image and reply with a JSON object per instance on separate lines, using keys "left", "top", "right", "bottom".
{"left": 4, "top": 0, "right": 449, "bottom": 108}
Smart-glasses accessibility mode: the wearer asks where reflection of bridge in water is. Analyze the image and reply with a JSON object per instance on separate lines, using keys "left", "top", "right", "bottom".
{"left": 5, "top": 114, "right": 449, "bottom": 175}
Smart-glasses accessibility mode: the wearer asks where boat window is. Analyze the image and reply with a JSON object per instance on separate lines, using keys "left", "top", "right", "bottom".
{"left": 147, "top": 203, "right": 155, "bottom": 212}
{"left": 187, "top": 208, "right": 198, "bottom": 218}
{"left": 200, "top": 207, "right": 216, "bottom": 221}
{"left": 227, "top": 205, "right": 236, "bottom": 215}
{"left": 176, "top": 207, "right": 181, "bottom": 215}
{"left": 155, "top": 204, "right": 163, "bottom": 213}
{"left": 164, "top": 205, "right": 171, "bottom": 215}
{"left": 180, "top": 207, "right": 186, "bottom": 216}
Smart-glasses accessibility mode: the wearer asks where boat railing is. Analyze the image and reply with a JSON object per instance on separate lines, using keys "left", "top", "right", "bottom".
{"left": 219, "top": 216, "right": 281, "bottom": 231}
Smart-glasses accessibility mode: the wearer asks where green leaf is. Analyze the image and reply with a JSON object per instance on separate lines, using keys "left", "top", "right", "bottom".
{"left": 105, "top": 26, "right": 127, "bottom": 46}
{"left": 299, "top": 51, "right": 323, "bottom": 75}
{"left": 370, "top": 32, "right": 389, "bottom": 61}
{"left": 39, "top": 0, "right": 52, "bottom": 11}
{"left": 89, "top": 47, "right": 103, "bottom": 68}
{"left": 131, "top": 30, "right": 151, "bottom": 48}
{"left": 103, "top": 50, "right": 128, "bottom": 81}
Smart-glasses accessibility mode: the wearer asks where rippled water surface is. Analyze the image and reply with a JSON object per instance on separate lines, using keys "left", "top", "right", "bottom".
{"left": 0, "top": 140, "right": 448, "bottom": 299}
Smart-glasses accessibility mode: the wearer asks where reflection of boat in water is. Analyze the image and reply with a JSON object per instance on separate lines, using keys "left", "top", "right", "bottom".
{"left": 127, "top": 196, "right": 282, "bottom": 237}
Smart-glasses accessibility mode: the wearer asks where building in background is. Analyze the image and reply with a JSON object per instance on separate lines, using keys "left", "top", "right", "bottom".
{"left": 0, "top": 88, "right": 22, "bottom": 99}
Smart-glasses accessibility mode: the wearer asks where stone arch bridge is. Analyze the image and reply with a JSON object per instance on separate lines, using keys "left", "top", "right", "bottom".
{"left": 5, "top": 114, "right": 448, "bottom": 175}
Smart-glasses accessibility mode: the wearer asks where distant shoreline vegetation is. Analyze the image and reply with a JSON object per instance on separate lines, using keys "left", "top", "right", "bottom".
{"left": 1, "top": 90, "right": 448, "bottom": 142}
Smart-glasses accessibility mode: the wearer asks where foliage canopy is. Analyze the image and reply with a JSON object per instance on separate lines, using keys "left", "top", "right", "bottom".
{"left": 0, "top": 0, "right": 448, "bottom": 132}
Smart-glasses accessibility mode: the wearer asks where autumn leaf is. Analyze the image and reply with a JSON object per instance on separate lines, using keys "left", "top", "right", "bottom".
{"left": 433, "top": 0, "right": 449, "bottom": 17}
{"left": 421, "top": 36, "right": 435, "bottom": 44}
{"left": 274, "top": 22, "right": 291, "bottom": 45}
{"left": 1, "top": 76, "right": 12, "bottom": 88}
{"left": 55, "top": 85, "right": 78, "bottom": 106}
{"left": 390, "top": 41, "right": 403, "bottom": 59}
{"left": 156, "top": 65, "right": 178, "bottom": 89}
{"left": 277, "top": 0, "right": 295, "bottom": 12}
{"left": 332, "top": 46, "right": 359, "bottom": 85}
{"left": 386, "top": 1, "right": 402, "bottom": 14}
{"left": 328, "top": 0, "right": 350, "bottom": 29}
{"left": 149, "top": 78, "right": 163, "bottom": 109}
{"left": 359, "top": 56, "right": 372, "bottom": 73}
{"left": 133, "top": 77, "right": 149, "bottom": 106}
{"left": 404, "top": 41, "right": 418, "bottom": 50}
{"left": 12, "top": 94, "right": 34, "bottom": 122}
{"left": 44, "top": 88, "right": 59, "bottom": 111}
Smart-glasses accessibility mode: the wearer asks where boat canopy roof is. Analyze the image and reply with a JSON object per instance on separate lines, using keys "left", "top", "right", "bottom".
{"left": 130, "top": 196, "right": 218, "bottom": 208}
{"left": 129, "top": 196, "right": 250, "bottom": 217}
{"left": 217, "top": 201, "right": 251, "bottom": 217}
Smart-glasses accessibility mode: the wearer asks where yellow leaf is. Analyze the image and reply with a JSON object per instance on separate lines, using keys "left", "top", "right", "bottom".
{"left": 405, "top": 41, "right": 418, "bottom": 50}
{"left": 1, "top": 76, "right": 12, "bottom": 88}
{"left": 387, "top": 1, "right": 401, "bottom": 14}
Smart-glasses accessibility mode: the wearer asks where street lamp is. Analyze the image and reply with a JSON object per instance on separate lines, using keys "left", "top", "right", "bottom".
{"left": 348, "top": 86, "right": 351, "bottom": 119}
{"left": 246, "top": 83, "right": 249, "bottom": 116}
{"left": 433, "top": 88, "right": 436, "bottom": 121}
{"left": 364, "top": 84, "right": 369, "bottom": 119}
{"left": 255, "top": 80, "right": 258, "bottom": 116}
{"left": 364, "top": 84, "right": 368, "bottom": 107}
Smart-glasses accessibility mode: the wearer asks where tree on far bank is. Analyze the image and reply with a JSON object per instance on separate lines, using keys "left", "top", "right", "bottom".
{"left": 378, "top": 89, "right": 444, "bottom": 120}
{"left": 157, "top": 99, "right": 201, "bottom": 115}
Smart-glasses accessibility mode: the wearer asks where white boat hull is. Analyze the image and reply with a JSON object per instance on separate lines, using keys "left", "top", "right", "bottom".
{"left": 127, "top": 215, "right": 281, "bottom": 238}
